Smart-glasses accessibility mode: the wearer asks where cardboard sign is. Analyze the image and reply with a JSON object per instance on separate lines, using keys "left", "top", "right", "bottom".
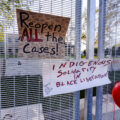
{"left": 16, "top": 9, "right": 70, "bottom": 59}
{"left": 43, "top": 59, "right": 112, "bottom": 97}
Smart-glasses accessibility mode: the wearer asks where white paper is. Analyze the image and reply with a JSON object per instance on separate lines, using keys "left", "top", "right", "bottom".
{"left": 5, "top": 59, "right": 42, "bottom": 76}
{"left": 43, "top": 59, "right": 112, "bottom": 97}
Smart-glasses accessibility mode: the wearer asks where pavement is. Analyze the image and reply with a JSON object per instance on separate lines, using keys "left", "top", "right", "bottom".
{"left": 1, "top": 94, "right": 120, "bottom": 120}
{"left": 80, "top": 94, "right": 120, "bottom": 120}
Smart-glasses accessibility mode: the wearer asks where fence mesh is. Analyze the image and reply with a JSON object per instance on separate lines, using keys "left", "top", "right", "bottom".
{"left": 1, "top": 0, "right": 120, "bottom": 119}
{"left": 103, "top": 0, "right": 120, "bottom": 119}
{"left": 0, "top": 0, "right": 78, "bottom": 120}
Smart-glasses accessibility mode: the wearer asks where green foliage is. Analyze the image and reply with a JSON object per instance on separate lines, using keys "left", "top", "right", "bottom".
{"left": 0, "top": 25, "right": 4, "bottom": 42}
{"left": 0, "top": 0, "right": 20, "bottom": 25}
{"left": 0, "top": 0, "right": 33, "bottom": 27}
{"left": 94, "top": 48, "right": 98, "bottom": 56}
{"left": 0, "top": 0, "right": 33, "bottom": 44}
{"left": 81, "top": 8, "right": 99, "bottom": 47}
{"left": 82, "top": 48, "right": 98, "bottom": 58}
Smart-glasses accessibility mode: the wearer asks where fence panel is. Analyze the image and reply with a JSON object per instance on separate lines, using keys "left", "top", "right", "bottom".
{"left": 102, "top": 0, "right": 120, "bottom": 119}
{"left": 0, "top": 0, "right": 82, "bottom": 120}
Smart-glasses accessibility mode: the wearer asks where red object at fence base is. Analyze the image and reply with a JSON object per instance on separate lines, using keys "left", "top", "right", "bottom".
{"left": 112, "top": 81, "right": 120, "bottom": 108}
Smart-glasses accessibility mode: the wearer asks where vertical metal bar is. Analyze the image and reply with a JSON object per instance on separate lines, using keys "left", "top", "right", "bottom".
{"left": 86, "top": 0, "right": 96, "bottom": 59}
{"left": 0, "top": 59, "right": 2, "bottom": 120}
{"left": 26, "top": 75, "right": 29, "bottom": 120}
{"left": 75, "top": 0, "right": 82, "bottom": 60}
{"left": 75, "top": 0, "right": 82, "bottom": 120}
{"left": 84, "top": 0, "right": 96, "bottom": 120}
{"left": 95, "top": 0, "right": 106, "bottom": 120}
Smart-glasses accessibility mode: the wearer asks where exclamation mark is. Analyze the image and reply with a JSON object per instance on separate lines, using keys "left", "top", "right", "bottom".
{"left": 56, "top": 43, "right": 58, "bottom": 55}
{"left": 52, "top": 65, "right": 55, "bottom": 71}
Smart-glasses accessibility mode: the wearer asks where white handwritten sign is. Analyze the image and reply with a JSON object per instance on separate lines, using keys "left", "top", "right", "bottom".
{"left": 43, "top": 59, "right": 112, "bottom": 97}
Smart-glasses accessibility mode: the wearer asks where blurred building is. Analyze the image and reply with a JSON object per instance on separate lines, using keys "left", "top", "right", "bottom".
{"left": 6, "top": 34, "right": 19, "bottom": 56}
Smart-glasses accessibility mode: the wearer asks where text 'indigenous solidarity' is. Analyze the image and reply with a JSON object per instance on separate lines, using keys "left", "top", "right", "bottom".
{"left": 43, "top": 59, "right": 112, "bottom": 97}
{"left": 52, "top": 59, "right": 111, "bottom": 87}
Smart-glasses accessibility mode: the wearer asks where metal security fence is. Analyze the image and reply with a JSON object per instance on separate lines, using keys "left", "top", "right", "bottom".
{"left": 103, "top": 0, "right": 120, "bottom": 119}
{"left": 0, "top": 0, "right": 80, "bottom": 120}
{"left": 1, "top": 0, "right": 119, "bottom": 120}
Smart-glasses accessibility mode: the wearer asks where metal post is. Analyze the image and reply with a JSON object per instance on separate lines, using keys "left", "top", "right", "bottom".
{"left": 0, "top": 59, "right": 2, "bottom": 120}
{"left": 75, "top": 0, "right": 82, "bottom": 120}
{"left": 95, "top": 0, "right": 106, "bottom": 120}
{"left": 84, "top": 0, "right": 96, "bottom": 120}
